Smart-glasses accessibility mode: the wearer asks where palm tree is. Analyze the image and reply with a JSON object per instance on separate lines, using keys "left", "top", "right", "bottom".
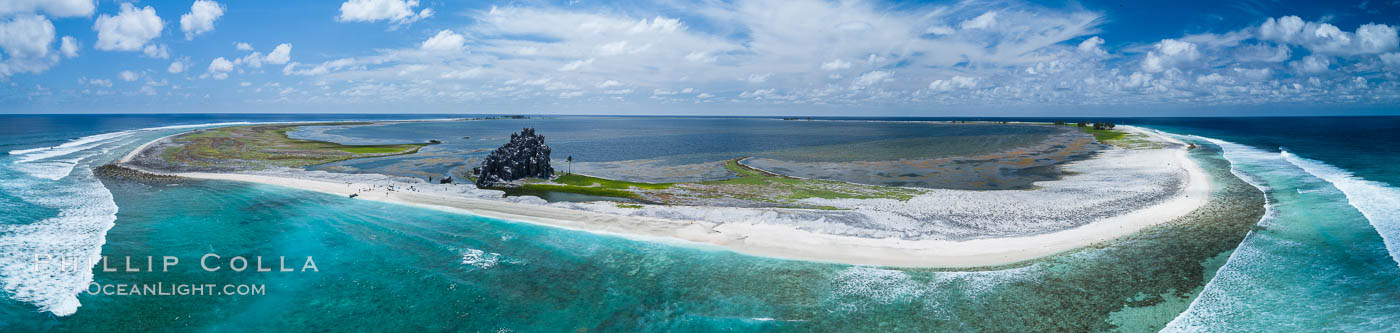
{"left": 566, "top": 155, "right": 573, "bottom": 174}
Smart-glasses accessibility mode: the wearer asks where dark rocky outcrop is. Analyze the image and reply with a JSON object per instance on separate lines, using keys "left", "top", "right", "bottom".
{"left": 93, "top": 164, "right": 182, "bottom": 182}
{"left": 474, "top": 128, "right": 553, "bottom": 187}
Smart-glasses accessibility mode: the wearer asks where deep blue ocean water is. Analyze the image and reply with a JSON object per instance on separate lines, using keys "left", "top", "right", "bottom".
{"left": 1, "top": 114, "right": 1397, "bottom": 331}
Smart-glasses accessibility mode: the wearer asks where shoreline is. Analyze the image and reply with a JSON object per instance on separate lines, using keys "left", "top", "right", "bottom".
{"left": 127, "top": 126, "right": 1211, "bottom": 268}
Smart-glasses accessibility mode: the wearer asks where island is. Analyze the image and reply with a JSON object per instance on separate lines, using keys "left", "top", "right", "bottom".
{"left": 112, "top": 119, "right": 1208, "bottom": 268}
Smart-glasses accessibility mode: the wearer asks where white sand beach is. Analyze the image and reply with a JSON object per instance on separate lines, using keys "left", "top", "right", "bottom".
{"left": 122, "top": 125, "right": 1209, "bottom": 268}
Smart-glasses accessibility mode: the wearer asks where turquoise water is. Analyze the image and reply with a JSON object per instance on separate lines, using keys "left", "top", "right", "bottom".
{"left": 1, "top": 115, "right": 1398, "bottom": 331}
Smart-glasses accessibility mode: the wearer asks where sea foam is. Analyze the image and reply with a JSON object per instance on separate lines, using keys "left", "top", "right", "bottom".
{"left": 1281, "top": 151, "right": 1400, "bottom": 268}
{"left": 0, "top": 122, "right": 252, "bottom": 316}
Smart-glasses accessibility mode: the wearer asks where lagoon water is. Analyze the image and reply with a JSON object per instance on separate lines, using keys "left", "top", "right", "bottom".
{"left": 1, "top": 114, "right": 1398, "bottom": 331}
{"left": 297, "top": 117, "right": 1074, "bottom": 187}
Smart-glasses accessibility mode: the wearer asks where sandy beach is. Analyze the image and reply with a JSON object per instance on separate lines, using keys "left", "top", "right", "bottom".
{"left": 125, "top": 125, "right": 1210, "bottom": 268}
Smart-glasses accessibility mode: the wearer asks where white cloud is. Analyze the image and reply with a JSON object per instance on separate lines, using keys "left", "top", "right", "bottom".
{"left": 960, "top": 12, "right": 997, "bottom": 30}
{"left": 558, "top": 58, "right": 594, "bottom": 71}
{"left": 142, "top": 44, "right": 169, "bottom": 59}
{"left": 207, "top": 57, "right": 234, "bottom": 79}
{"left": 852, "top": 70, "right": 892, "bottom": 88}
{"left": 1232, "top": 67, "right": 1272, "bottom": 80}
{"left": 240, "top": 81, "right": 251, "bottom": 87}
{"left": 0, "top": 15, "right": 58, "bottom": 77}
{"left": 59, "top": 36, "right": 77, "bottom": 58}
{"left": 685, "top": 51, "right": 716, "bottom": 63}
{"left": 1141, "top": 39, "right": 1200, "bottom": 72}
{"left": 118, "top": 70, "right": 139, "bottom": 81}
{"left": 168, "top": 60, "right": 187, "bottom": 73}
{"left": 216, "top": 1, "right": 1400, "bottom": 108}
{"left": 1233, "top": 43, "right": 1290, "bottom": 62}
{"left": 180, "top": 0, "right": 224, "bottom": 40}
{"left": 0, "top": 15, "right": 53, "bottom": 58}
{"left": 79, "top": 77, "right": 112, "bottom": 87}
{"left": 440, "top": 68, "right": 483, "bottom": 79}
{"left": 0, "top": 0, "right": 94, "bottom": 17}
{"left": 928, "top": 76, "right": 978, "bottom": 91}
{"left": 420, "top": 30, "right": 464, "bottom": 51}
{"left": 266, "top": 43, "right": 292, "bottom": 64}
{"left": 745, "top": 73, "right": 772, "bottom": 83}
{"left": 597, "top": 80, "right": 623, "bottom": 88}
{"left": 926, "top": 25, "right": 955, "bottom": 35}
{"left": 93, "top": 4, "right": 164, "bottom": 53}
{"left": 1077, "top": 36, "right": 1106, "bottom": 56}
{"left": 1195, "top": 73, "right": 1228, "bottom": 85}
{"left": 740, "top": 88, "right": 778, "bottom": 99}
{"left": 821, "top": 59, "right": 852, "bottom": 70}
{"left": 1291, "top": 54, "right": 1330, "bottom": 74}
{"left": 235, "top": 42, "right": 252, "bottom": 51}
{"left": 1382, "top": 52, "right": 1400, "bottom": 68}
{"left": 1259, "top": 16, "right": 1399, "bottom": 55}
{"left": 337, "top": 0, "right": 432, "bottom": 25}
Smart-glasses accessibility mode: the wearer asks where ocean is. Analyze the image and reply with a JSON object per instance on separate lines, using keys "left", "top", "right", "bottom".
{"left": 0, "top": 114, "right": 1396, "bottom": 331}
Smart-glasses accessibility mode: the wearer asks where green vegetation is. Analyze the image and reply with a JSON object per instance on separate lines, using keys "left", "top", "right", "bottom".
{"left": 502, "top": 158, "right": 920, "bottom": 208}
{"left": 513, "top": 184, "right": 643, "bottom": 200}
{"left": 552, "top": 173, "right": 673, "bottom": 190}
{"left": 162, "top": 124, "right": 427, "bottom": 168}
{"left": 508, "top": 174, "right": 670, "bottom": 200}
{"left": 678, "top": 159, "right": 920, "bottom": 205}
{"left": 1079, "top": 127, "right": 1127, "bottom": 142}
{"left": 338, "top": 146, "right": 418, "bottom": 154}
{"left": 1050, "top": 121, "right": 1133, "bottom": 146}
{"left": 615, "top": 203, "right": 644, "bottom": 209}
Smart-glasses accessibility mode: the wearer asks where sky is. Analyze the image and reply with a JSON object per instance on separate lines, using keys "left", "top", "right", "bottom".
{"left": 1, "top": 0, "right": 1399, "bottom": 116}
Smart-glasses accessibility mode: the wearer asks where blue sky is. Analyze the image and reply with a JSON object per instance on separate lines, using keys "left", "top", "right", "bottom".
{"left": 1, "top": 0, "right": 1398, "bottom": 116}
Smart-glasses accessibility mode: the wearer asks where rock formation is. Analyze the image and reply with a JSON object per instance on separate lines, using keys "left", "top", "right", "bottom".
{"left": 474, "top": 128, "right": 554, "bottom": 187}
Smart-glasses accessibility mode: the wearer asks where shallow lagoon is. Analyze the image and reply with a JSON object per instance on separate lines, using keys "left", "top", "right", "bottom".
{"left": 297, "top": 117, "right": 1092, "bottom": 188}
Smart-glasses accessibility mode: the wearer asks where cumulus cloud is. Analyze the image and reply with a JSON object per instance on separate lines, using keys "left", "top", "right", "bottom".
{"left": 93, "top": 3, "right": 164, "bottom": 53}
{"left": 1383, "top": 52, "right": 1400, "bottom": 68}
{"left": 142, "top": 44, "right": 169, "bottom": 59}
{"left": 852, "top": 70, "right": 892, "bottom": 88}
{"left": 59, "top": 36, "right": 77, "bottom": 58}
{"left": 0, "top": 15, "right": 54, "bottom": 58}
{"left": 184, "top": 1, "right": 1400, "bottom": 108}
{"left": 928, "top": 76, "right": 977, "bottom": 91}
{"left": 168, "top": 59, "right": 187, "bottom": 73}
{"left": 1259, "top": 16, "right": 1399, "bottom": 55}
{"left": 180, "top": 0, "right": 224, "bottom": 40}
{"left": 118, "top": 70, "right": 139, "bottom": 81}
{"left": 558, "top": 58, "right": 594, "bottom": 71}
{"left": 1077, "top": 36, "right": 1106, "bottom": 56}
{"left": 1290, "top": 54, "right": 1330, "bottom": 74}
{"left": 821, "top": 59, "right": 852, "bottom": 70}
{"left": 207, "top": 57, "right": 233, "bottom": 79}
{"left": 420, "top": 30, "right": 465, "bottom": 51}
{"left": 79, "top": 76, "right": 112, "bottom": 87}
{"left": 0, "top": 0, "right": 94, "bottom": 17}
{"left": 1141, "top": 39, "right": 1201, "bottom": 72}
{"left": 0, "top": 15, "right": 58, "bottom": 77}
{"left": 266, "top": 43, "right": 292, "bottom": 64}
{"left": 337, "top": 0, "right": 432, "bottom": 25}
{"left": 235, "top": 42, "right": 252, "bottom": 51}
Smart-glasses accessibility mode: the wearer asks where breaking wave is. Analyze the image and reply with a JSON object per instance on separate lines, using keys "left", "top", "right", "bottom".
{"left": 1280, "top": 151, "right": 1400, "bottom": 268}
{"left": 0, "top": 122, "right": 248, "bottom": 316}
